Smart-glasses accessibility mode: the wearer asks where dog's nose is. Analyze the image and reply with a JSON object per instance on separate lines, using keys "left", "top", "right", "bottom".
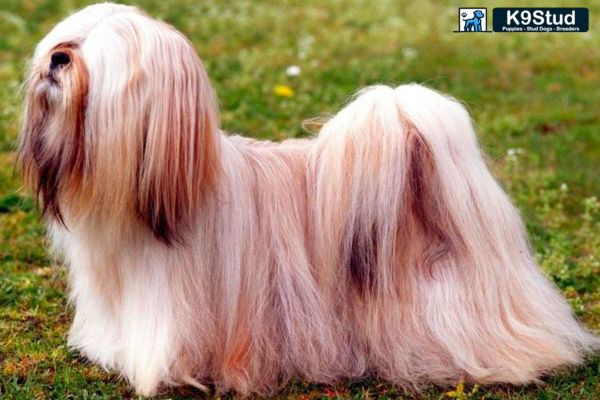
{"left": 50, "top": 51, "right": 70, "bottom": 70}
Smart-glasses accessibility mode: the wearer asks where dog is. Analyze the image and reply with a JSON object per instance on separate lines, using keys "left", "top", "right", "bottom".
{"left": 18, "top": 3, "right": 598, "bottom": 396}
{"left": 463, "top": 10, "right": 485, "bottom": 31}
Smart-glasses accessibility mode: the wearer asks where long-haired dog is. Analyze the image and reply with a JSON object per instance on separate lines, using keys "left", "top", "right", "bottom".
{"left": 18, "top": 3, "right": 598, "bottom": 396}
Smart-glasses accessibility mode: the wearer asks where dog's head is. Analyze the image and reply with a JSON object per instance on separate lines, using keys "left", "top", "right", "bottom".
{"left": 19, "top": 3, "right": 219, "bottom": 244}
{"left": 473, "top": 10, "right": 484, "bottom": 18}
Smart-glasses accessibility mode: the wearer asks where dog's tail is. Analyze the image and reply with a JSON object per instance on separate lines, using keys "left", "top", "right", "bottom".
{"left": 308, "top": 84, "right": 598, "bottom": 385}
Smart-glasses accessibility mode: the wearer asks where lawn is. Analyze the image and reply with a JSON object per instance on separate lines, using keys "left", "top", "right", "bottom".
{"left": 0, "top": 0, "right": 599, "bottom": 399}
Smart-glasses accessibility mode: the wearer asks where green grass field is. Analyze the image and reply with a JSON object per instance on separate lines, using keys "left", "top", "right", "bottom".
{"left": 1, "top": 0, "right": 599, "bottom": 398}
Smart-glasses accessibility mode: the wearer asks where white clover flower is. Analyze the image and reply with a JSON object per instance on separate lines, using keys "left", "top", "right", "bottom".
{"left": 286, "top": 65, "right": 301, "bottom": 77}
{"left": 297, "top": 35, "right": 315, "bottom": 59}
{"left": 507, "top": 148, "right": 524, "bottom": 157}
{"left": 560, "top": 183, "right": 568, "bottom": 192}
{"left": 402, "top": 47, "right": 418, "bottom": 60}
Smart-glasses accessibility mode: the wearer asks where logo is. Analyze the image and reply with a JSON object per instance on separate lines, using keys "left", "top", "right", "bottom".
{"left": 457, "top": 8, "right": 489, "bottom": 32}
{"left": 493, "top": 8, "right": 589, "bottom": 32}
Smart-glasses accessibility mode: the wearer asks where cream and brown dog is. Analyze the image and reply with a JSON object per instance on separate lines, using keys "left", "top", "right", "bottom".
{"left": 18, "top": 2, "right": 598, "bottom": 396}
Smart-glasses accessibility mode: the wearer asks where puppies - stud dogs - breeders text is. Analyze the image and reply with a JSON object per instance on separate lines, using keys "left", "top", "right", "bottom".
{"left": 18, "top": 3, "right": 598, "bottom": 396}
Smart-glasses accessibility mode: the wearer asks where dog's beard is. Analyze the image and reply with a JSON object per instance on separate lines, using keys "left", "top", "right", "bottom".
{"left": 18, "top": 2, "right": 599, "bottom": 397}
{"left": 36, "top": 78, "right": 62, "bottom": 105}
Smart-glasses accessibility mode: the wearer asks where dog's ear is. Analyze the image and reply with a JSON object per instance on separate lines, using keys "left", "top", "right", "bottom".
{"left": 134, "top": 29, "right": 220, "bottom": 245}
{"left": 82, "top": 19, "right": 220, "bottom": 244}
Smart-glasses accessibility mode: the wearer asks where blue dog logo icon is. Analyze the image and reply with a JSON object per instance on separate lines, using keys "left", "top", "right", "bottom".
{"left": 463, "top": 10, "right": 485, "bottom": 31}
{"left": 457, "top": 8, "right": 488, "bottom": 32}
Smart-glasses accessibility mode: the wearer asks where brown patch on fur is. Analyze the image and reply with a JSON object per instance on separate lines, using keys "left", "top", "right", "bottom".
{"left": 348, "top": 224, "right": 378, "bottom": 295}
{"left": 222, "top": 334, "right": 251, "bottom": 383}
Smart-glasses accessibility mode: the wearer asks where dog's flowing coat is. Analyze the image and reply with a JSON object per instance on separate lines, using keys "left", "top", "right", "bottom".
{"left": 19, "top": 3, "right": 598, "bottom": 396}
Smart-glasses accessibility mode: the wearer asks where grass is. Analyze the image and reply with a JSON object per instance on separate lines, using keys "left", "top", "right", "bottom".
{"left": 0, "top": 0, "right": 599, "bottom": 398}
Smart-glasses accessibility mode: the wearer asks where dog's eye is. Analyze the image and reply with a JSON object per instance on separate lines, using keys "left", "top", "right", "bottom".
{"left": 50, "top": 51, "right": 70, "bottom": 70}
